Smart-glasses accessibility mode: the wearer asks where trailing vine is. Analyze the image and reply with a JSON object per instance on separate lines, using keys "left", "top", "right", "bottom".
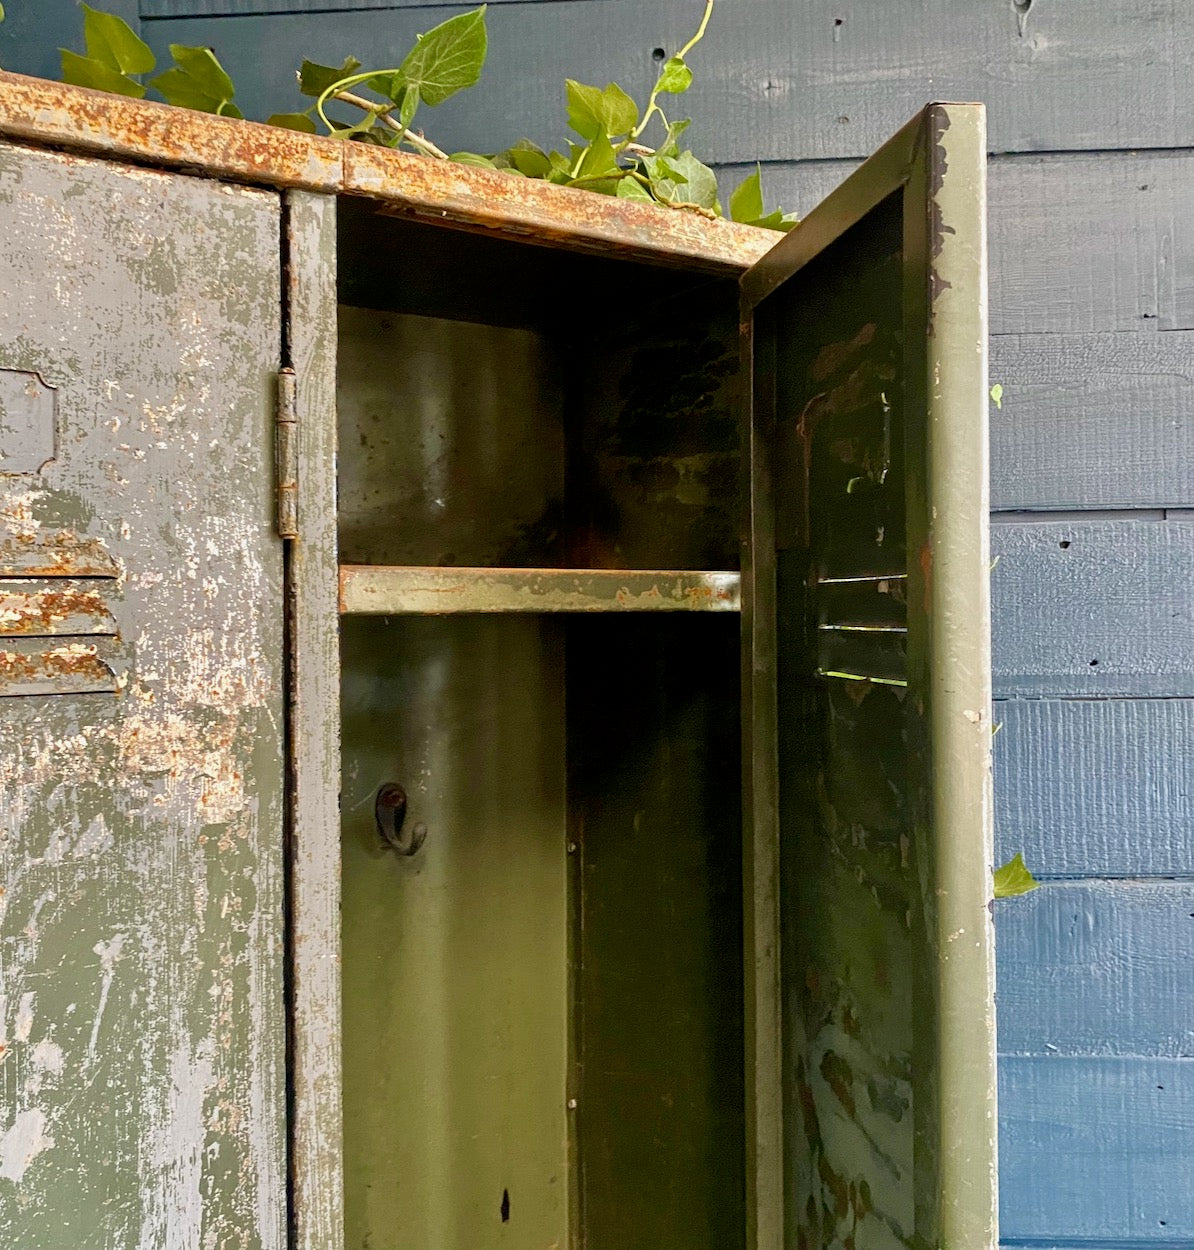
{"left": 47, "top": 0, "right": 795, "bottom": 229}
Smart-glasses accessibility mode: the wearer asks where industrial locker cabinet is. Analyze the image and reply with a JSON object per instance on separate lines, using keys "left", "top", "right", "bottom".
{"left": 0, "top": 76, "right": 994, "bottom": 1250}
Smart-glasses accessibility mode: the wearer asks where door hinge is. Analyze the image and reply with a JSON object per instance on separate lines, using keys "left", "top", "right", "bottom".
{"left": 275, "top": 367, "right": 298, "bottom": 540}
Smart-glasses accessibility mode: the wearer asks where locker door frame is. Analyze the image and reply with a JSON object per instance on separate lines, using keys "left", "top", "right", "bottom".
{"left": 739, "top": 103, "right": 995, "bottom": 1250}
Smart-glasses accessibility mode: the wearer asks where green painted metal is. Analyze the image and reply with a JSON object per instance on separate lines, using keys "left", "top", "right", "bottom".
{"left": 740, "top": 104, "right": 994, "bottom": 1250}
{"left": 0, "top": 142, "right": 285, "bottom": 1245}
{"left": 569, "top": 615, "right": 745, "bottom": 1250}
{"left": 339, "top": 615, "right": 570, "bottom": 1250}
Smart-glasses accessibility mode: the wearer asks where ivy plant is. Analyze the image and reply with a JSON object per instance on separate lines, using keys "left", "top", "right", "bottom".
{"left": 56, "top": 0, "right": 796, "bottom": 230}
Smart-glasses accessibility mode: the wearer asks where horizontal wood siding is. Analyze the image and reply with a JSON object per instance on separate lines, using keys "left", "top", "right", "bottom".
{"left": 991, "top": 519, "right": 1194, "bottom": 697}
{"left": 139, "top": 1, "right": 1194, "bottom": 160}
{"left": 995, "top": 883, "right": 1194, "bottom": 1056}
{"left": 999, "top": 1058, "right": 1194, "bottom": 1242}
{"left": 995, "top": 699, "right": 1194, "bottom": 878}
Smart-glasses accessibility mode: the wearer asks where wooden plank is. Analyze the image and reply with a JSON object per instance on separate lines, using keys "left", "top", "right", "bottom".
{"left": 998, "top": 1057, "right": 1194, "bottom": 1242}
{"left": 994, "top": 699, "right": 1194, "bottom": 879}
{"left": 722, "top": 152, "right": 1194, "bottom": 334}
{"left": 991, "top": 518, "right": 1194, "bottom": 697}
{"left": 284, "top": 191, "right": 343, "bottom": 1250}
{"left": 988, "top": 333, "right": 1194, "bottom": 512}
{"left": 995, "top": 881, "right": 1194, "bottom": 1058}
{"left": 147, "top": 0, "right": 1194, "bottom": 160}
{"left": 338, "top": 565, "right": 741, "bottom": 614}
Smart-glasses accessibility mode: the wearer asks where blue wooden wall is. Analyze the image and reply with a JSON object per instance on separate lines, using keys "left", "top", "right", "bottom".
{"left": 5, "top": 2, "right": 1191, "bottom": 1245}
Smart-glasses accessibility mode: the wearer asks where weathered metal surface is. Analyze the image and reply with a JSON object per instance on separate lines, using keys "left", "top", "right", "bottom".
{"left": 0, "top": 69, "right": 342, "bottom": 190}
{"left": 0, "top": 530, "right": 119, "bottom": 578}
{"left": 336, "top": 306, "right": 566, "bottom": 569}
{"left": 740, "top": 104, "right": 994, "bottom": 1250}
{"left": 0, "top": 637, "right": 119, "bottom": 697}
{"left": 0, "top": 367, "right": 56, "bottom": 473}
{"left": 284, "top": 188, "right": 343, "bottom": 1250}
{"left": 0, "top": 142, "right": 285, "bottom": 1245}
{"left": 339, "top": 564, "right": 741, "bottom": 614}
{"left": 343, "top": 144, "right": 773, "bottom": 276}
{"left": 0, "top": 72, "right": 776, "bottom": 275}
{"left": 340, "top": 615, "right": 569, "bottom": 1250}
{"left": 0, "top": 579, "right": 117, "bottom": 637}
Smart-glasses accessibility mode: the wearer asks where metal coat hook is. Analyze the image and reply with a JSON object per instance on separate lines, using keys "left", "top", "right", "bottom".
{"left": 375, "top": 783, "right": 427, "bottom": 856}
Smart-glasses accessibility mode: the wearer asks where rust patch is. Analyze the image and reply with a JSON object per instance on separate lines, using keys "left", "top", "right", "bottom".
{"left": 0, "top": 640, "right": 117, "bottom": 696}
{"left": 0, "top": 579, "right": 116, "bottom": 636}
{"left": 0, "top": 72, "right": 776, "bottom": 276}
{"left": 0, "top": 530, "right": 118, "bottom": 577}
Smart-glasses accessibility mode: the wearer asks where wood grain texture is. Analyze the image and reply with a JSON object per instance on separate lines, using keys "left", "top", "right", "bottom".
{"left": 991, "top": 518, "right": 1194, "bottom": 697}
{"left": 994, "top": 698, "right": 1194, "bottom": 879}
{"left": 998, "top": 1057, "right": 1194, "bottom": 1242}
{"left": 988, "top": 333, "right": 1194, "bottom": 511}
{"left": 722, "top": 152, "right": 1194, "bottom": 334}
{"left": 995, "top": 881, "right": 1194, "bottom": 1057}
{"left": 141, "top": 0, "right": 1194, "bottom": 160}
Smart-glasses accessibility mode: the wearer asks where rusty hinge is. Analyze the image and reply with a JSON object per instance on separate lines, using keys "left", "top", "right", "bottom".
{"left": 275, "top": 367, "right": 298, "bottom": 540}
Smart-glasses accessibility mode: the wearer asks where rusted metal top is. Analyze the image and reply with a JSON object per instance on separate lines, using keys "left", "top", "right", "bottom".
{"left": 0, "top": 72, "right": 777, "bottom": 274}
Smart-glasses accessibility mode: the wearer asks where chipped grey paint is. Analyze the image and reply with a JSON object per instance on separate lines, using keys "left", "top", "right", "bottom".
{"left": 0, "top": 143, "right": 285, "bottom": 1247}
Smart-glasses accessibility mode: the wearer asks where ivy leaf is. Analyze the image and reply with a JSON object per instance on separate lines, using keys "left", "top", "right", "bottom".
{"left": 268, "top": 112, "right": 318, "bottom": 133}
{"left": 450, "top": 151, "right": 498, "bottom": 169}
{"left": 152, "top": 44, "right": 241, "bottom": 116}
{"left": 60, "top": 49, "right": 147, "bottom": 98}
{"left": 993, "top": 853, "right": 1040, "bottom": 899}
{"left": 650, "top": 149, "right": 720, "bottom": 212}
{"left": 729, "top": 166, "right": 764, "bottom": 223}
{"left": 0, "top": 4, "right": 6, "bottom": 22}
{"left": 655, "top": 54, "right": 693, "bottom": 94}
{"left": 657, "top": 116, "right": 691, "bottom": 159}
{"left": 749, "top": 208, "right": 799, "bottom": 233}
{"left": 616, "top": 176, "right": 654, "bottom": 203}
{"left": 299, "top": 56, "right": 362, "bottom": 98}
{"left": 566, "top": 78, "right": 638, "bottom": 140}
{"left": 546, "top": 149, "right": 573, "bottom": 185}
{"left": 989, "top": 383, "right": 1004, "bottom": 409}
{"left": 503, "top": 139, "right": 551, "bottom": 178}
{"left": 397, "top": 85, "right": 419, "bottom": 128}
{"left": 81, "top": 4, "right": 155, "bottom": 75}
{"left": 398, "top": 6, "right": 487, "bottom": 107}
{"left": 573, "top": 132, "right": 618, "bottom": 177}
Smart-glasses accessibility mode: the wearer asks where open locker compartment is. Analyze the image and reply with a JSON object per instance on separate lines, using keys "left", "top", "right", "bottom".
{"left": 315, "top": 103, "right": 992, "bottom": 1250}
{"left": 334, "top": 200, "right": 749, "bottom": 1250}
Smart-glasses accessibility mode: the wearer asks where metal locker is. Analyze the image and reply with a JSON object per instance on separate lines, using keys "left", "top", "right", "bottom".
{"left": 0, "top": 76, "right": 992, "bottom": 1250}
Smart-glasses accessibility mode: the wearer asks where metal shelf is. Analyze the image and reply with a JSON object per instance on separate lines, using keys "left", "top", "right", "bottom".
{"left": 339, "top": 565, "right": 741, "bottom": 616}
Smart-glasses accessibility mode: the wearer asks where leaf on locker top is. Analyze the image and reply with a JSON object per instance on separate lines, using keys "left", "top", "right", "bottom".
{"left": 268, "top": 112, "right": 318, "bottom": 133}
{"left": 566, "top": 78, "right": 638, "bottom": 140}
{"left": 299, "top": 56, "right": 362, "bottom": 98}
{"left": 730, "top": 166, "right": 764, "bottom": 223}
{"left": 398, "top": 6, "right": 488, "bottom": 106}
{"left": 81, "top": 3, "right": 155, "bottom": 74}
{"left": 60, "top": 48, "right": 147, "bottom": 98}
{"left": 152, "top": 44, "right": 241, "bottom": 116}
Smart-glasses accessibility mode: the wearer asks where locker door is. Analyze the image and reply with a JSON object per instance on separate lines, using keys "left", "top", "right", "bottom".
{"left": 740, "top": 104, "right": 995, "bottom": 1250}
{"left": 0, "top": 143, "right": 286, "bottom": 1248}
